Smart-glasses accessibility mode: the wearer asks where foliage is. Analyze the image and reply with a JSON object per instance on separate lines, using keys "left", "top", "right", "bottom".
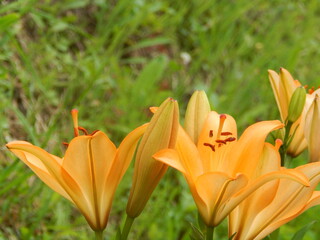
{"left": 1, "top": 0, "right": 320, "bottom": 239}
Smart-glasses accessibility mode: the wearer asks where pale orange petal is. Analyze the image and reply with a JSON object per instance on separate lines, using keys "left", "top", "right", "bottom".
{"left": 7, "top": 144, "right": 71, "bottom": 202}
{"left": 153, "top": 148, "right": 186, "bottom": 174}
{"left": 268, "top": 69, "right": 288, "bottom": 120}
{"left": 101, "top": 124, "right": 148, "bottom": 225}
{"left": 230, "top": 120, "right": 283, "bottom": 177}
{"left": 229, "top": 143, "right": 281, "bottom": 237}
{"left": 195, "top": 172, "right": 248, "bottom": 226}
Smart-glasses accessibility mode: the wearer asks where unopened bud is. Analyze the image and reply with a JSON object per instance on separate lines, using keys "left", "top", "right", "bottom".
{"left": 126, "top": 97, "right": 179, "bottom": 218}
{"left": 184, "top": 90, "right": 211, "bottom": 144}
{"left": 287, "top": 87, "right": 306, "bottom": 123}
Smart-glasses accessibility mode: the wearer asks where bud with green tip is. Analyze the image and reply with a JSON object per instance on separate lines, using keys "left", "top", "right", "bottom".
{"left": 287, "top": 86, "right": 306, "bottom": 123}
{"left": 184, "top": 90, "right": 211, "bottom": 144}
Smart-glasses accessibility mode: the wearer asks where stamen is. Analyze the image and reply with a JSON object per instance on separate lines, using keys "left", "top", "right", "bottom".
{"left": 78, "top": 126, "right": 89, "bottom": 135}
{"left": 216, "top": 139, "right": 226, "bottom": 144}
{"left": 209, "top": 130, "right": 213, "bottom": 137}
{"left": 71, "top": 109, "right": 79, "bottom": 137}
{"left": 309, "top": 86, "right": 315, "bottom": 94}
{"left": 224, "top": 137, "right": 236, "bottom": 142}
{"left": 221, "top": 131, "right": 232, "bottom": 136}
{"left": 204, "top": 143, "right": 215, "bottom": 152}
{"left": 216, "top": 114, "right": 227, "bottom": 139}
{"left": 304, "top": 85, "right": 308, "bottom": 89}
{"left": 275, "top": 139, "right": 283, "bottom": 151}
{"left": 90, "top": 130, "right": 99, "bottom": 136}
{"left": 62, "top": 142, "right": 69, "bottom": 147}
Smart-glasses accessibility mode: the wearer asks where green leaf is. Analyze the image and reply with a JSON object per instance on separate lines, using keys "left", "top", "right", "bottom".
{"left": 291, "top": 221, "right": 317, "bottom": 240}
{"left": 189, "top": 222, "right": 204, "bottom": 240}
{"left": 0, "top": 13, "right": 20, "bottom": 31}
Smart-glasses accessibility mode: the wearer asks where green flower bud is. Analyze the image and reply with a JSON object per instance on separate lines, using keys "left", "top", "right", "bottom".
{"left": 287, "top": 87, "right": 306, "bottom": 123}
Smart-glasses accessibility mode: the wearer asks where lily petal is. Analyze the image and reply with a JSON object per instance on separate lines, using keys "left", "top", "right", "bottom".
{"left": 230, "top": 120, "right": 283, "bottom": 177}
{"left": 195, "top": 172, "right": 248, "bottom": 226}
{"left": 7, "top": 142, "right": 71, "bottom": 202}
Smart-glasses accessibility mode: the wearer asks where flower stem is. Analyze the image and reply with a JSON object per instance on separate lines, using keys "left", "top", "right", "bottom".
{"left": 280, "top": 121, "right": 293, "bottom": 166}
{"left": 206, "top": 225, "right": 214, "bottom": 240}
{"left": 121, "top": 215, "right": 135, "bottom": 240}
{"left": 95, "top": 230, "right": 104, "bottom": 240}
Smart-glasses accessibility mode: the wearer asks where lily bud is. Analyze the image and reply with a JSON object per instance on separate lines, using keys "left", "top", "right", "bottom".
{"left": 184, "top": 90, "right": 211, "bottom": 144}
{"left": 287, "top": 87, "right": 306, "bottom": 123}
{"left": 126, "top": 98, "right": 179, "bottom": 218}
{"left": 305, "top": 94, "right": 320, "bottom": 162}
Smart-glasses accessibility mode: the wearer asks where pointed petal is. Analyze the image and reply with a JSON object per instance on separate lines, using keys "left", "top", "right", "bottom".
{"left": 153, "top": 148, "right": 186, "bottom": 174}
{"left": 268, "top": 69, "right": 288, "bottom": 121}
{"left": 230, "top": 120, "right": 283, "bottom": 177}
{"left": 305, "top": 95, "right": 320, "bottom": 162}
{"left": 195, "top": 172, "right": 248, "bottom": 226}
{"left": 6, "top": 142, "right": 91, "bottom": 225}
{"left": 220, "top": 168, "right": 309, "bottom": 222}
{"left": 228, "top": 143, "right": 281, "bottom": 238}
{"left": 97, "top": 124, "right": 148, "bottom": 227}
{"left": 280, "top": 68, "right": 300, "bottom": 100}
{"left": 7, "top": 142, "right": 71, "bottom": 201}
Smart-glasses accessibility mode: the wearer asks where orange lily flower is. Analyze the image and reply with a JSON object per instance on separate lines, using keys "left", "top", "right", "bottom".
{"left": 6, "top": 110, "right": 147, "bottom": 232}
{"left": 154, "top": 110, "right": 308, "bottom": 227}
{"left": 229, "top": 142, "right": 320, "bottom": 240}
{"left": 305, "top": 89, "right": 320, "bottom": 162}
{"left": 126, "top": 98, "right": 179, "bottom": 218}
{"left": 268, "top": 68, "right": 314, "bottom": 157}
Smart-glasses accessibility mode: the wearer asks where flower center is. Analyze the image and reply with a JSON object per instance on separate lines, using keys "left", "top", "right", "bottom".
{"left": 203, "top": 114, "right": 236, "bottom": 152}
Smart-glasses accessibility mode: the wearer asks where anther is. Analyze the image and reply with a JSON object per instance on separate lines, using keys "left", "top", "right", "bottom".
{"left": 221, "top": 131, "right": 232, "bottom": 136}
{"left": 224, "top": 137, "right": 236, "bottom": 142}
{"left": 71, "top": 109, "right": 79, "bottom": 137}
{"left": 204, "top": 143, "right": 215, "bottom": 152}
{"left": 62, "top": 142, "right": 69, "bottom": 147}
{"left": 209, "top": 130, "right": 213, "bottom": 137}
{"left": 216, "top": 139, "right": 226, "bottom": 144}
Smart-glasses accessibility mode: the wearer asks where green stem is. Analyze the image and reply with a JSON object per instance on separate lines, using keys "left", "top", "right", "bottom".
{"left": 121, "top": 215, "right": 135, "bottom": 240}
{"left": 205, "top": 225, "right": 214, "bottom": 240}
{"left": 280, "top": 121, "right": 293, "bottom": 166}
{"left": 95, "top": 230, "right": 104, "bottom": 240}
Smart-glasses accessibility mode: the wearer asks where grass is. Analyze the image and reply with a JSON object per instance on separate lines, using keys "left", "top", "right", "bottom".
{"left": 1, "top": 0, "right": 320, "bottom": 239}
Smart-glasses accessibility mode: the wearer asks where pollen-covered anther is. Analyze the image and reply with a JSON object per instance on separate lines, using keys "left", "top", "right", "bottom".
{"left": 309, "top": 86, "right": 315, "bottom": 94}
{"left": 215, "top": 139, "right": 226, "bottom": 145}
{"left": 209, "top": 130, "right": 214, "bottom": 137}
{"left": 224, "top": 137, "right": 236, "bottom": 142}
{"left": 221, "top": 132, "right": 232, "bottom": 136}
{"left": 204, "top": 143, "right": 215, "bottom": 152}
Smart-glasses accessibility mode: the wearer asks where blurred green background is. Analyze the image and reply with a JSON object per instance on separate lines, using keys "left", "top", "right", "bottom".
{"left": 1, "top": 0, "right": 320, "bottom": 239}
